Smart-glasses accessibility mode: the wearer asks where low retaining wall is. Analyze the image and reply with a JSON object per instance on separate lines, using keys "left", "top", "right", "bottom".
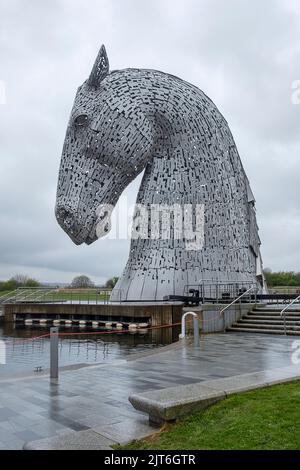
{"left": 3, "top": 302, "right": 183, "bottom": 327}
{"left": 183, "top": 303, "right": 257, "bottom": 333}
{"left": 4, "top": 301, "right": 257, "bottom": 333}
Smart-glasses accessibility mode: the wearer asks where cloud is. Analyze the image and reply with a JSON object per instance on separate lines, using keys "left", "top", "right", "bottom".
{"left": 0, "top": 0, "right": 299, "bottom": 283}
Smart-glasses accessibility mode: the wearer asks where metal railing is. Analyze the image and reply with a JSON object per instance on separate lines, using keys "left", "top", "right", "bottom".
{"left": 219, "top": 286, "right": 257, "bottom": 331}
{"left": 109, "top": 288, "right": 124, "bottom": 303}
{"left": 280, "top": 294, "right": 300, "bottom": 335}
{"left": 184, "top": 280, "right": 257, "bottom": 304}
{"left": 0, "top": 289, "right": 19, "bottom": 303}
{"left": 179, "top": 311, "right": 200, "bottom": 347}
{"left": 269, "top": 286, "right": 300, "bottom": 295}
{"left": 0, "top": 287, "right": 113, "bottom": 305}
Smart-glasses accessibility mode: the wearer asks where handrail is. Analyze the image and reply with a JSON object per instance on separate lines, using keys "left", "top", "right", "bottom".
{"left": 219, "top": 286, "right": 256, "bottom": 317}
{"left": 0, "top": 287, "right": 113, "bottom": 305}
{"left": 0, "top": 289, "right": 19, "bottom": 303}
{"left": 179, "top": 311, "right": 200, "bottom": 347}
{"left": 280, "top": 294, "right": 300, "bottom": 335}
{"left": 2, "top": 287, "right": 55, "bottom": 304}
{"left": 17, "top": 288, "right": 50, "bottom": 302}
{"left": 1, "top": 288, "right": 32, "bottom": 304}
{"left": 31, "top": 288, "right": 59, "bottom": 302}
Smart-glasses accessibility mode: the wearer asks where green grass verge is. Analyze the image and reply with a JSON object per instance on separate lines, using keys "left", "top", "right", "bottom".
{"left": 119, "top": 381, "right": 300, "bottom": 450}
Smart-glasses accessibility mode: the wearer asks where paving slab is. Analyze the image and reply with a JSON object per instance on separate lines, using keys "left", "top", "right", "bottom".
{"left": 23, "top": 429, "right": 116, "bottom": 450}
{"left": 93, "top": 417, "right": 158, "bottom": 445}
{"left": 0, "top": 332, "right": 298, "bottom": 449}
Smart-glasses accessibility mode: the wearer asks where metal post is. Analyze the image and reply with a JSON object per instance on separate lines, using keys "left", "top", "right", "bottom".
{"left": 50, "top": 327, "right": 59, "bottom": 379}
{"left": 193, "top": 316, "right": 200, "bottom": 347}
{"left": 284, "top": 311, "right": 287, "bottom": 336}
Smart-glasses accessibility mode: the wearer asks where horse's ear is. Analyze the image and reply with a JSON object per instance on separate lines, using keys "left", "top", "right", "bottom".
{"left": 87, "top": 45, "right": 109, "bottom": 88}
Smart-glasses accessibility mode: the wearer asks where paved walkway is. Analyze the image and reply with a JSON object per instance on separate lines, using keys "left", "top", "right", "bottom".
{"left": 0, "top": 332, "right": 298, "bottom": 449}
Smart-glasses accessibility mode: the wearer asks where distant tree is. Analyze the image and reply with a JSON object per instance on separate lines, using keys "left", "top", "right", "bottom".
{"left": 25, "top": 278, "right": 40, "bottom": 287}
{"left": 70, "top": 275, "right": 94, "bottom": 288}
{"left": 0, "top": 279, "right": 17, "bottom": 291}
{"left": 263, "top": 267, "right": 272, "bottom": 274}
{"left": 12, "top": 274, "right": 30, "bottom": 286}
{"left": 11, "top": 274, "right": 40, "bottom": 288}
{"left": 0, "top": 275, "right": 40, "bottom": 292}
{"left": 105, "top": 277, "right": 119, "bottom": 288}
{"left": 263, "top": 270, "right": 300, "bottom": 287}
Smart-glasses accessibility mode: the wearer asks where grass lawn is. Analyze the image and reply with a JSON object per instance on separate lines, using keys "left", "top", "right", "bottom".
{"left": 120, "top": 381, "right": 300, "bottom": 450}
{"left": 43, "top": 291, "right": 110, "bottom": 302}
{"left": 0, "top": 290, "right": 110, "bottom": 302}
{"left": 0, "top": 291, "right": 13, "bottom": 297}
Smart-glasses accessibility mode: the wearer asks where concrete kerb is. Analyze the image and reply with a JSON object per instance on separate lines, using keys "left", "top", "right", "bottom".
{"left": 129, "top": 384, "right": 226, "bottom": 426}
{"left": 129, "top": 365, "right": 300, "bottom": 425}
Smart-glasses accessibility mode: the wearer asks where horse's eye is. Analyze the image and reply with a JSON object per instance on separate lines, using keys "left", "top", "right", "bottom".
{"left": 74, "top": 114, "right": 88, "bottom": 127}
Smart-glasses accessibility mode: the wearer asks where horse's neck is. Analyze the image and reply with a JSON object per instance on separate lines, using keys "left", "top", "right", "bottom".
{"left": 136, "top": 145, "right": 199, "bottom": 206}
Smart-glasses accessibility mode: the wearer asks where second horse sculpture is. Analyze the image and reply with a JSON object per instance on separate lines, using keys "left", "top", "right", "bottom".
{"left": 55, "top": 45, "right": 264, "bottom": 301}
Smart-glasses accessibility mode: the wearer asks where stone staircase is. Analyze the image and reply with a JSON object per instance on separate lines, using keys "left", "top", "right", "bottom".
{"left": 227, "top": 307, "right": 300, "bottom": 335}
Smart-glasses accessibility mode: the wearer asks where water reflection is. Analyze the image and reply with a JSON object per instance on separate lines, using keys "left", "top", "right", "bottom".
{"left": 0, "top": 324, "right": 180, "bottom": 377}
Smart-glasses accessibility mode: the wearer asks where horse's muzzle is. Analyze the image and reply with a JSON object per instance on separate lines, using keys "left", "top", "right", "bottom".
{"left": 55, "top": 205, "right": 91, "bottom": 245}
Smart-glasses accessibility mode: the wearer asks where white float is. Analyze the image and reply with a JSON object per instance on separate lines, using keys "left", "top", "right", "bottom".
{"left": 138, "top": 329, "right": 148, "bottom": 334}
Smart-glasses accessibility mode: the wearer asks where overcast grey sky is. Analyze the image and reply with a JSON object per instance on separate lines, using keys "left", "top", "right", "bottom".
{"left": 0, "top": 0, "right": 299, "bottom": 285}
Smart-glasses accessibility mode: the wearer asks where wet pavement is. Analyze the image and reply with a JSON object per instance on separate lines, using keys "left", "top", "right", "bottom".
{"left": 0, "top": 332, "right": 298, "bottom": 449}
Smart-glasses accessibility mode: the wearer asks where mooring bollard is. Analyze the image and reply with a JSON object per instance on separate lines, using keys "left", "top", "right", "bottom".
{"left": 50, "top": 327, "right": 59, "bottom": 380}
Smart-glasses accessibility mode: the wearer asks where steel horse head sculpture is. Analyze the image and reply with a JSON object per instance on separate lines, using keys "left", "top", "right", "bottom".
{"left": 55, "top": 45, "right": 264, "bottom": 301}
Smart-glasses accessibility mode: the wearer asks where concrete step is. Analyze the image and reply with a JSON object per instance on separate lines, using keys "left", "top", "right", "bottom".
{"left": 228, "top": 305, "right": 300, "bottom": 335}
{"left": 253, "top": 308, "right": 300, "bottom": 314}
{"left": 227, "top": 326, "right": 300, "bottom": 335}
{"left": 245, "top": 315, "right": 300, "bottom": 321}
{"left": 249, "top": 312, "right": 300, "bottom": 318}
{"left": 240, "top": 317, "right": 300, "bottom": 325}
{"left": 232, "top": 322, "right": 300, "bottom": 331}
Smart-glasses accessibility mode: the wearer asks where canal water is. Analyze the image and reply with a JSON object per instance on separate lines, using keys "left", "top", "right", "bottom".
{"left": 0, "top": 323, "right": 179, "bottom": 377}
